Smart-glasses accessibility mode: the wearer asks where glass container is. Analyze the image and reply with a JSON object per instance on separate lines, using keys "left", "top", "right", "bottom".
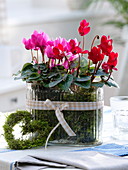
{"left": 26, "top": 83, "right": 103, "bottom": 146}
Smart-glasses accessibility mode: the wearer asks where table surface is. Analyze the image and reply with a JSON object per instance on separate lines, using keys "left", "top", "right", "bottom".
{"left": 0, "top": 106, "right": 128, "bottom": 170}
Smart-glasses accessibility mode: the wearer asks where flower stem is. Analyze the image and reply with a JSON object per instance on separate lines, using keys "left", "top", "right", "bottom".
{"left": 82, "top": 36, "right": 85, "bottom": 51}
{"left": 40, "top": 47, "right": 45, "bottom": 63}
{"left": 48, "top": 58, "right": 50, "bottom": 67}
{"left": 82, "top": 36, "right": 85, "bottom": 57}
{"left": 91, "top": 63, "right": 97, "bottom": 82}
{"left": 58, "top": 59, "right": 60, "bottom": 64}
{"left": 37, "top": 50, "right": 39, "bottom": 63}
{"left": 96, "top": 60, "right": 102, "bottom": 73}
{"left": 31, "top": 49, "right": 34, "bottom": 61}
{"left": 105, "top": 71, "right": 112, "bottom": 82}
{"left": 91, "top": 35, "right": 100, "bottom": 49}
{"left": 76, "top": 54, "right": 81, "bottom": 77}
{"left": 88, "top": 35, "right": 100, "bottom": 71}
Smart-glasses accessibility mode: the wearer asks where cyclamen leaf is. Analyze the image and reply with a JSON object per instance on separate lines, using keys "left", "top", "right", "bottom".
{"left": 22, "top": 63, "right": 33, "bottom": 72}
{"left": 28, "top": 73, "right": 41, "bottom": 80}
{"left": 33, "top": 63, "right": 46, "bottom": 70}
{"left": 74, "top": 80, "right": 91, "bottom": 89}
{"left": 12, "top": 70, "right": 21, "bottom": 76}
{"left": 80, "top": 56, "right": 88, "bottom": 67}
{"left": 75, "top": 76, "right": 91, "bottom": 82}
{"left": 48, "top": 78, "right": 63, "bottom": 88}
{"left": 48, "top": 72, "right": 59, "bottom": 78}
{"left": 92, "top": 82, "right": 105, "bottom": 88}
{"left": 58, "top": 74, "right": 73, "bottom": 90}
{"left": 94, "top": 70, "right": 109, "bottom": 76}
{"left": 21, "top": 70, "right": 34, "bottom": 76}
{"left": 14, "top": 70, "right": 34, "bottom": 80}
{"left": 105, "top": 79, "right": 119, "bottom": 88}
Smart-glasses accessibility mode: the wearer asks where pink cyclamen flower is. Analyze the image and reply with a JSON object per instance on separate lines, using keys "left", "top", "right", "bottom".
{"left": 53, "top": 37, "right": 68, "bottom": 53}
{"left": 46, "top": 45, "right": 65, "bottom": 60}
{"left": 68, "top": 53, "right": 79, "bottom": 62}
{"left": 63, "top": 60, "right": 69, "bottom": 69}
{"left": 22, "top": 38, "right": 35, "bottom": 50}
{"left": 31, "top": 30, "right": 49, "bottom": 49}
{"left": 45, "top": 45, "right": 54, "bottom": 59}
{"left": 78, "top": 19, "right": 90, "bottom": 36}
{"left": 50, "top": 59, "right": 55, "bottom": 68}
{"left": 46, "top": 37, "right": 69, "bottom": 60}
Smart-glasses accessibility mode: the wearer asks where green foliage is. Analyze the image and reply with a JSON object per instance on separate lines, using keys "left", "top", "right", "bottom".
{"left": 14, "top": 61, "right": 117, "bottom": 90}
{"left": 58, "top": 74, "right": 74, "bottom": 91}
{"left": 74, "top": 80, "right": 91, "bottom": 89}
{"left": 3, "top": 110, "right": 52, "bottom": 150}
{"left": 101, "top": 76, "right": 119, "bottom": 88}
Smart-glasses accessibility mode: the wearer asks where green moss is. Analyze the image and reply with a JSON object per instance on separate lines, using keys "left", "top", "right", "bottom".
{"left": 3, "top": 110, "right": 52, "bottom": 150}
{"left": 27, "top": 84, "right": 103, "bottom": 146}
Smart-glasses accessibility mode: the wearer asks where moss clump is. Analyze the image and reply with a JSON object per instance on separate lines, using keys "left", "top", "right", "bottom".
{"left": 3, "top": 110, "right": 52, "bottom": 150}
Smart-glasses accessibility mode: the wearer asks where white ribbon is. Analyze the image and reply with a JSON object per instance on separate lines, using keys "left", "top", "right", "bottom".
{"left": 44, "top": 99, "right": 76, "bottom": 149}
{"left": 26, "top": 99, "right": 104, "bottom": 149}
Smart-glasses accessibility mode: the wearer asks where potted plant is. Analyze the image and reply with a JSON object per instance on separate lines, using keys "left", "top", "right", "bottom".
{"left": 14, "top": 19, "right": 118, "bottom": 147}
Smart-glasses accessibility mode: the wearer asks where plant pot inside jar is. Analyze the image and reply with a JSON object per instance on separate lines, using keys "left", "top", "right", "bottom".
{"left": 26, "top": 83, "right": 103, "bottom": 146}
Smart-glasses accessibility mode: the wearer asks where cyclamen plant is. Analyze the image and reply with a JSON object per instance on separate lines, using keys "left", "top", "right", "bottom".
{"left": 14, "top": 19, "right": 119, "bottom": 90}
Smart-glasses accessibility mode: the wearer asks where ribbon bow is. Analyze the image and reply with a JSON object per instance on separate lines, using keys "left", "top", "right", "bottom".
{"left": 44, "top": 99, "right": 76, "bottom": 149}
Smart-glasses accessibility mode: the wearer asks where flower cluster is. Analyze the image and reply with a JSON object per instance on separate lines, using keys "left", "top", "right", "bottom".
{"left": 14, "top": 19, "right": 119, "bottom": 90}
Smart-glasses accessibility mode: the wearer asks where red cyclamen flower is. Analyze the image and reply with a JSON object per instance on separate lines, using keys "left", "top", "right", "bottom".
{"left": 107, "top": 51, "right": 118, "bottom": 69}
{"left": 102, "top": 62, "right": 109, "bottom": 73}
{"left": 102, "top": 52, "right": 118, "bottom": 73}
{"left": 88, "top": 47, "right": 104, "bottom": 64}
{"left": 52, "top": 46, "right": 65, "bottom": 60}
{"left": 98, "top": 35, "right": 113, "bottom": 56}
{"left": 78, "top": 19, "right": 90, "bottom": 36}
{"left": 68, "top": 39, "right": 88, "bottom": 55}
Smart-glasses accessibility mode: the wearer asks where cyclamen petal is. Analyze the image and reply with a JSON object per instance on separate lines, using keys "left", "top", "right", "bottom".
{"left": 80, "top": 19, "right": 90, "bottom": 27}
{"left": 51, "top": 59, "right": 55, "bottom": 68}
{"left": 102, "top": 62, "right": 109, "bottom": 73}
{"left": 63, "top": 60, "right": 69, "bottom": 69}
{"left": 98, "top": 35, "right": 113, "bottom": 56}
{"left": 45, "top": 45, "right": 54, "bottom": 59}
{"left": 68, "top": 54, "right": 79, "bottom": 62}
{"left": 22, "top": 38, "right": 35, "bottom": 50}
{"left": 53, "top": 47, "right": 60, "bottom": 56}
{"left": 107, "top": 52, "right": 118, "bottom": 67}
{"left": 78, "top": 19, "right": 90, "bottom": 36}
{"left": 88, "top": 47, "right": 104, "bottom": 64}
{"left": 31, "top": 30, "right": 49, "bottom": 49}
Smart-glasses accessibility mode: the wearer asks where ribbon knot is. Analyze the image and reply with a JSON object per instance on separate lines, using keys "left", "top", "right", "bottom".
{"left": 44, "top": 99, "right": 76, "bottom": 149}
{"left": 26, "top": 98, "right": 104, "bottom": 149}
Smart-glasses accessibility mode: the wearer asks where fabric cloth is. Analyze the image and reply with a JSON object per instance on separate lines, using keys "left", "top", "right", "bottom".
{"left": 73, "top": 143, "right": 128, "bottom": 156}
{"left": 15, "top": 145, "right": 128, "bottom": 170}
{"left": 26, "top": 99, "right": 104, "bottom": 111}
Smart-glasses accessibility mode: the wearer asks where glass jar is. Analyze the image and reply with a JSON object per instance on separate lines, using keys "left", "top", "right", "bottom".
{"left": 26, "top": 83, "right": 103, "bottom": 146}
